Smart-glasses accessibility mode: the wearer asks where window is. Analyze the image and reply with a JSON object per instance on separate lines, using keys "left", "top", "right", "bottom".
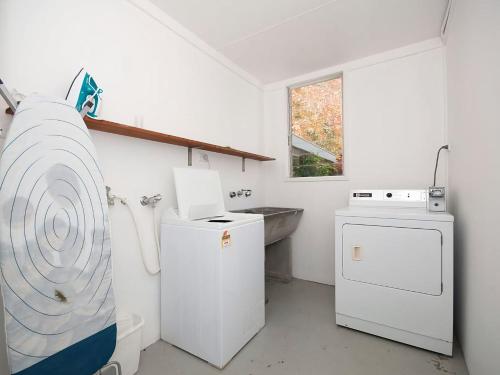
{"left": 288, "top": 74, "right": 343, "bottom": 178}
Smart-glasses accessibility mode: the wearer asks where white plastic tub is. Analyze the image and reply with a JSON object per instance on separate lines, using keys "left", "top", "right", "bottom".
{"left": 110, "top": 311, "right": 144, "bottom": 375}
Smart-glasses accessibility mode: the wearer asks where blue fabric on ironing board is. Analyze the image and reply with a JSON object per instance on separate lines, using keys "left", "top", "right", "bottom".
{"left": 13, "top": 324, "right": 116, "bottom": 375}
{"left": 0, "top": 95, "right": 117, "bottom": 374}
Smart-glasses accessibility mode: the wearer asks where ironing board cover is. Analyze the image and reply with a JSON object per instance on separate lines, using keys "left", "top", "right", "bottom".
{"left": 0, "top": 95, "right": 116, "bottom": 375}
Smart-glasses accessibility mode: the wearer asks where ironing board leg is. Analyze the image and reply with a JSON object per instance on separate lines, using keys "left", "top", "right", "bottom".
{"left": 97, "top": 361, "right": 122, "bottom": 375}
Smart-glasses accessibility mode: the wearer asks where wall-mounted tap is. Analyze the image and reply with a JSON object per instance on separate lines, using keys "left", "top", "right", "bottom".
{"left": 140, "top": 194, "right": 162, "bottom": 207}
{"left": 231, "top": 189, "right": 252, "bottom": 198}
{"left": 106, "top": 186, "right": 127, "bottom": 206}
{"left": 106, "top": 186, "right": 114, "bottom": 206}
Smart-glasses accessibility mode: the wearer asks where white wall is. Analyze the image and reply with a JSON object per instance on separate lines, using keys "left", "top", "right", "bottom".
{"left": 0, "top": 0, "right": 264, "bottom": 351}
{"left": 446, "top": 1, "right": 500, "bottom": 374}
{"left": 263, "top": 40, "right": 448, "bottom": 285}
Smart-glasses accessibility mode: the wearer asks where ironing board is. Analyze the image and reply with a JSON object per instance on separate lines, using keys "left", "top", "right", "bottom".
{"left": 0, "top": 95, "right": 116, "bottom": 375}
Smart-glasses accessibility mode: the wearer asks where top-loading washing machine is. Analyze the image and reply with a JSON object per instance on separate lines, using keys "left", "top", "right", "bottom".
{"left": 160, "top": 168, "right": 265, "bottom": 368}
{"left": 335, "top": 190, "right": 454, "bottom": 355}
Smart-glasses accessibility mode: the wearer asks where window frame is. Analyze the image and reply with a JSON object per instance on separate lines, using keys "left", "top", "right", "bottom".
{"left": 286, "top": 72, "right": 347, "bottom": 182}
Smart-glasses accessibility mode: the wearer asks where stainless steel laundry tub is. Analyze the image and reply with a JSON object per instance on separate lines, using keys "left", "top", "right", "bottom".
{"left": 231, "top": 207, "right": 303, "bottom": 282}
{"left": 231, "top": 207, "right": 303, "bottom": 246}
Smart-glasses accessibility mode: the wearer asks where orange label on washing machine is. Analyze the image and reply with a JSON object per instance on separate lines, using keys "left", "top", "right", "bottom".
{"left": 221, "top": 230, "right": 231, "bottom": 248}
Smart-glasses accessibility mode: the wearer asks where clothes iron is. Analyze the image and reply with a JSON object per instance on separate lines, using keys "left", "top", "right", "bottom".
{"left": 65, "top": 68, "right": 103, "bottom": 118}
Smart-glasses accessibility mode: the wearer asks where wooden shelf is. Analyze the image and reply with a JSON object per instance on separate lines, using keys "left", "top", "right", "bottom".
{"left": 4, "top": 108, "right": 275, "bottom": 162}
{"left": 84, "top": 117, "right": 274, "bottom": 161}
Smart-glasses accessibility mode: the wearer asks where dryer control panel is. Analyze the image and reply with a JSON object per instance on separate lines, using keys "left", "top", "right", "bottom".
{"left": 350, "top": 189, "right": 427, "bottom": 207}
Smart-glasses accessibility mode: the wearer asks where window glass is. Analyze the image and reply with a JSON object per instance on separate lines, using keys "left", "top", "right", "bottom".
{"left": 289, "top": 75, "right": 343, "bottom": 177}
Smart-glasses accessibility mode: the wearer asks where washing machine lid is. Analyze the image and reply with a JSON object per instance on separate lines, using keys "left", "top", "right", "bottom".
{"left": 174, "top": 168, "right": 225, "bottom": 220}
{"left": 336, "top": 206, "right": 454, "bottom": 222}
{"left": 162, "top": 210, "right": 263, "bottom": 229}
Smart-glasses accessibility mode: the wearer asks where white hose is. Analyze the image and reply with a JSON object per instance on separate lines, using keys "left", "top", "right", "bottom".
{"left": 124, "top": 202, "right": 160, "bottom": 275}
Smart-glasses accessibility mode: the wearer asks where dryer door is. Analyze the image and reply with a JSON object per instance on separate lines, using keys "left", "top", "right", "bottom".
{"left": 342, "top": 224, "right": 442, "bottom": 295}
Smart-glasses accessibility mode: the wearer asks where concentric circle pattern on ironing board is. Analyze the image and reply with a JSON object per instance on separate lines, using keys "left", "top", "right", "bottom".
{"left": 0, "top": 95, "right": 116, "bottom": 374}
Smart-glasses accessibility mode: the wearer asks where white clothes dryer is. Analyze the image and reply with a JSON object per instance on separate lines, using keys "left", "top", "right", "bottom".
{"left": 335, "top": 190, "right": 454, "bottom": 355}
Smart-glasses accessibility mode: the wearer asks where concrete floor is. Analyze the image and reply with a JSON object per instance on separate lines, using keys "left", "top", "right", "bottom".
{"left": 138, "top": 279, "right": 469, "bottom": 375}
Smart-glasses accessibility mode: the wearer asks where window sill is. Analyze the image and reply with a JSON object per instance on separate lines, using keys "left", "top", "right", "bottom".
{"left": 284, "top": 175, "right": 349, "bottom": 182}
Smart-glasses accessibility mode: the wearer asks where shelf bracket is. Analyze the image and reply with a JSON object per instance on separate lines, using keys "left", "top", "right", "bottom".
{"left": 188, "top": 147, "right": 193, "bottom": 166}
{"left": 242, "top": 157, "right": 246, "bottom": 172}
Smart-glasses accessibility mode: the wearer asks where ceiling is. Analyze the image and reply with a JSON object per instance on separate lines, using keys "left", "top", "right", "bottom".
{"left": 150, "top": 0, "right": 448, "bottom": 84}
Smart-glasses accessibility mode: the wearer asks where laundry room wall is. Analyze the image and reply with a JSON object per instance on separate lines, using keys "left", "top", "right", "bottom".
{"left": 262, "top": 39, "right": 448, "bottom": 285}
{"left": 0, "top": 0, "right": 265, "bottom": 350}
{"left": 446, "top": 0, "right": 500, "bottom": 374}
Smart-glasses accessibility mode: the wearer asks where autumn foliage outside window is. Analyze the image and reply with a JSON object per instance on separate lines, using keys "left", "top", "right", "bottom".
{"left": 289, "top": 75, "right": 343, "bottom": 177}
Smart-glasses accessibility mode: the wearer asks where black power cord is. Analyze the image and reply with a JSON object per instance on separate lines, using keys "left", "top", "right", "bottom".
{"left": 65, "top": 68, "right": 84, "bottom": 100}
{"left": 433, "top": 145, "right": 449, "bottom": 186}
